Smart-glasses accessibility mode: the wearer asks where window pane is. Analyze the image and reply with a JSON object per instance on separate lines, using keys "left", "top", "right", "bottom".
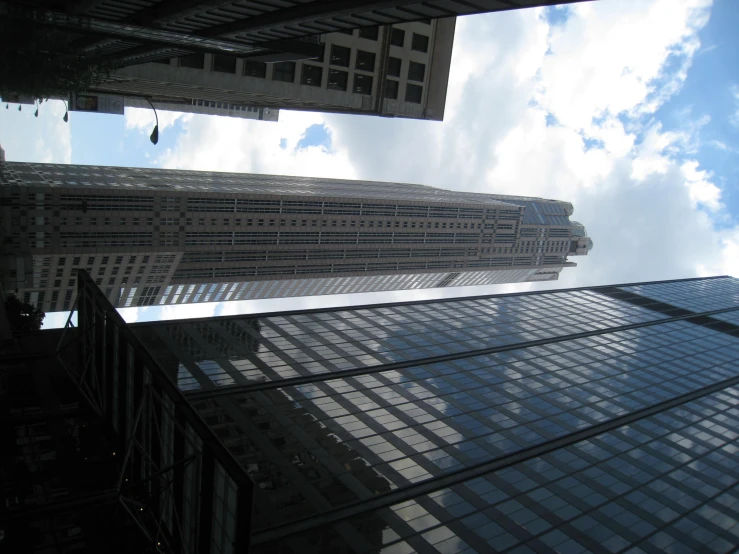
{"left": 356, "top": 50, "right": 376, "bottom": 72}
{"left": 358, "top": 26, "right": 379, "bottom": 40}
{"left": 354, "top": 74, "right": 373, "bottom": 95}
{"left": 405, "top": 83, "right": 423, "bottom": 103}
{"left": 314, "top": 43, "right": 326, "bottom": 63}
{"left": 301, "top": 64, "right": 323, "bottom": 87}
{"left": 387, "top": 57, "right": 402, "bottom": 78}
{"left": 330, "top": 45, "right": 351, "bottom": 67}
{"left": 384, "top": 80, "right": 399, "bottom": 100}
{"left": 411, "top": 33, "right": 429, "bottom": 53}
{"left": 391, "top": 28, "right": 405, "bottom": 47}
{"left": 328, "top": 69, "right": 348, "bottom": 91}
{"left": 179, "top": 53, "right": 204, "bottom": 69}
{"left": 273, "top": 61, "right": 296, "bottom": 82}
{"left": 244, "top": 61, "right": 267, "bottom": 78}
{"left": 153, "top": 58, "right": 171, "bottom": 65}
{"left": 408, "top": 61, "right": 426, "bottom": 82}
{"left": 213, "top": 55, "right": 237, "bottom": 73}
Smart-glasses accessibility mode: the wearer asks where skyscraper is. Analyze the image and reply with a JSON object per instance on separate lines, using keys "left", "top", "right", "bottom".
{"left": 130, "top": 274, "right": 739, "bottom": 553}
{"left": 108, "top": 18, "right": 457, "bottom": 122}
{"left": 0, "top": 160, "right": 592, "bottom": 312}
{"left": 3, "top": 1, "right": 594, "bottom": 122}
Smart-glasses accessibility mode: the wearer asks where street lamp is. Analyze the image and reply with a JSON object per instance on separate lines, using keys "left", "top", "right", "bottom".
{"left": 144, "top": 97, "right": 159, "bottom": 145}
{"left": 62, "top": 100, "right": 69, "bottom": 123}
{"left": 34, "top": 102, "right": 39, "bottom": 118}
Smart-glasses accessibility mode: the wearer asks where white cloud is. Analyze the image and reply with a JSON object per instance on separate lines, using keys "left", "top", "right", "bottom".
{"left": 105, "top": 0, "right": 737, "bottom": 325}
{"left": 0, "top": 99, "right": 71, "bottom": 163}
{"left": 125, "top": 107, "right": 193, "bottom": 134}
{"left": 681, "top": 160, "right": 722, "bottom": 211}
{"left": 155, "top": 110, "right": 357, "bottom": 180}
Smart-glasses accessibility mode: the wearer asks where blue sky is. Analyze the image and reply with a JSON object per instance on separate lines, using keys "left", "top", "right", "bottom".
{"left": 1, "top": 0, "right": 737, "bottom": 329}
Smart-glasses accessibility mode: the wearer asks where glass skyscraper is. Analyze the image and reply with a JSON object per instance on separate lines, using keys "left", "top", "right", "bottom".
{"left": 129, "top": 275, "right": 739, "bottom": 553}
{"left": 1, "top": 160, "right": 592, "bottom": 312}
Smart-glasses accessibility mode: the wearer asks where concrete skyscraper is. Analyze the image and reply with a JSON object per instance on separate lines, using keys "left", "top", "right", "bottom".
{"left": 0, "top": 160, "right": 592, "bottom": 313}
{"left": 2, "top": 0, "right": 594, "bottom": 122}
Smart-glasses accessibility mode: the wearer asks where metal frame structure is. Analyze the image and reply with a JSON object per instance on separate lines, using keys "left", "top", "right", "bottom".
{"left": 55, "top": 269, "right": 253, "bottom": 553}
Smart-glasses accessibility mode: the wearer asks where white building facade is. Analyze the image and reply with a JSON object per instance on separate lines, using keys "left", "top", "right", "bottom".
{"left": 1, "top": 161, "right": 593, "bottom": 312}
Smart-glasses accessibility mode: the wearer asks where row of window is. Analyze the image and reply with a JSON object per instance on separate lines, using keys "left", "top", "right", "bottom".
{"left": 175, "top": 30, "right": 430, "bottom": 74}
{"left": 174, "top": 260, "right": 462, "bottom": 279}
{"left": 184, "top": 217, "right": 485, "bottom": 229}
{"left": 186, "top": 199, "right": 486, "bottom": 218}
{"left": 180, "top": 248, "right": 475, "bottom": 264}
{"left": 55, "top": 254, "right": 151, "bottom": 267}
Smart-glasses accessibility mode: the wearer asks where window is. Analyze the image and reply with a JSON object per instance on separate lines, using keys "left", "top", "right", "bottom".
{"left": 179, "top": 53, "right": 204, "bottom": 69}
{"left": 384, "top": 80, "right": 399, "bottom": 99}
{"left": 411, "top": 33, "right": 429, "bottom": 53}
{"left": 387, "top": 57, "right": 402, "bottom": 77}
{"left": 212, "top": 55, "right": 237, "bottom": 73}
{"left": 328, "top": 69, "right": 348, "bottom": 91}
{"left": 244, "top": 61, "right": 267, "bottom": 78}
{"left": 405, "top": 83, "right": 423, "bottom": 103}
{"left": 314, "top": 43, "right": 326, "bottom": 63}
{"left": 337, "top": 28, "right": 353, "bottom": 36}
{"left": 408, "top": 61, "right": 426, "bottom": 82}
{"left": 358, "top": 26, "right": 379, "bottom": 40}
{"left": 154, "top": 57, "right": 171, "bottom": 65}
{"left": 353, "top": 74, "right": 373, "bottom": 95}
{"left": 355, "top": 50, "right": 376, "bottom": 72}
{"left": 272, "top": 61, "right": 296, "bottom": 82}
{"left": 391, "top": 28, "right": 405, "bottom": 47}
{"left": 330, "top": 45, "right": 351, "bottom": 67}
{"left": 301, "top": 64, "right": 323, "bottom": 86}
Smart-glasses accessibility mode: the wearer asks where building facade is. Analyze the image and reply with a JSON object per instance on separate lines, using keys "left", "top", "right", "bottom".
{"left": 3, "top": 1, "right": 593, "bottom": 122}
{"left": 131, "top": 275, "right": 739, "bottom": 553}
{"left": 107, "top": 18, "right": 456, "bottom": 122}
{"left": 1, "top": 161, "right": 592, "bottom": 313}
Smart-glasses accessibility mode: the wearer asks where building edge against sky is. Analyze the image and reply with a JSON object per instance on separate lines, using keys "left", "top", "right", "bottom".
{"left": 0, "top": 150, "right": 593, "bottom": 313}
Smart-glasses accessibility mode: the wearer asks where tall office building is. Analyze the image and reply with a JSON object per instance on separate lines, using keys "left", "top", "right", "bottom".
{"left": 110, "top": 18, "right": 456, "bottom": 122}
{"left": 3, "top": 1, "right": 593, "bottom": 122}
{"left": 0, "top": 160, "right": 592, "bottom": 313}
{"left": 129, "top": 274, "right": 739, "bottom": 552}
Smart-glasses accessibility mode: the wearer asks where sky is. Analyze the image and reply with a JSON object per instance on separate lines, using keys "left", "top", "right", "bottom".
{"left": 1, "top": 0, "right": 738, "bottom": 329}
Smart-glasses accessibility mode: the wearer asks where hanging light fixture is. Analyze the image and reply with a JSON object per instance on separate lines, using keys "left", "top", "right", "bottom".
{"left": 144, "top": 97, "right": 159, "bottom": 145}
{"left": 62, "top": 99, "right": 69, "bottom": 123}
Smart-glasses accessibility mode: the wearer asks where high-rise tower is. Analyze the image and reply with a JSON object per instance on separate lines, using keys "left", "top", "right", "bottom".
{"left": 0, "top": 161, "right": 592, "bottom": 312}
{"left": 130, "top": 274, "right": 739, "bottom": 552}
{"left": 2, "top": 1, "right": 594, "bottom": 122}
